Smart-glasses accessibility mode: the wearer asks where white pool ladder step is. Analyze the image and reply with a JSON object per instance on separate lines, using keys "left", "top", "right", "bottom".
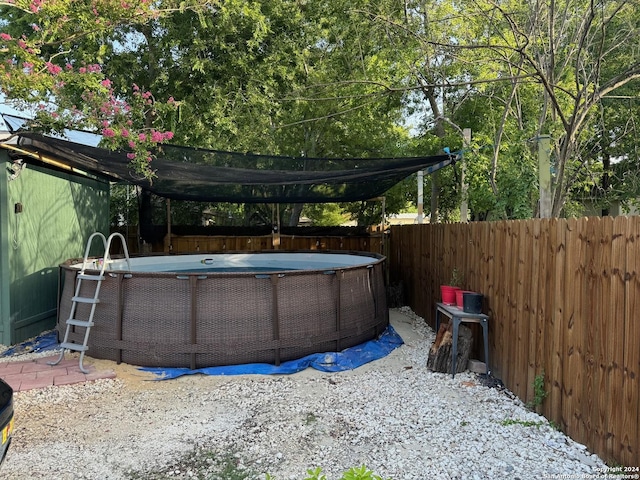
{"left": 49, "top": 232, "right": 130, "bottom": 373}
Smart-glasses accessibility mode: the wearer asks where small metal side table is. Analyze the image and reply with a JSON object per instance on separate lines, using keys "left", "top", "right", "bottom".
{"left": 435, "top": 302, "right": 490, "bottom": 378}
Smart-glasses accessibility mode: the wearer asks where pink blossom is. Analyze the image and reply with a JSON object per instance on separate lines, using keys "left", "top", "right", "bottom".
{"left": 121, "top": 129, "right": 129, "bottom": 138}
{"left": 102, "top": 128, "right": 115, "bottom": 138}
{"left": 88, "top": 64, "right": 101, "bottom": 73}
{"left": 31, "top": 24, "right": 40, "bottom": 32}
{"left": 23, "top": 62, "right": 34, "bottom": 71}
{"left": 46, "top": 63, "right": 62, "bottom": 75}
{"left": 101, "top": 120, "right": 110, "bottom": 128}
{"left": 30, "top": 0, "right": 43, "bottom": 13}
{"left": 17, "top": 40, "right": 26, "bottom": 49}
{"left": 101, "top": 79, "right": 112, "bottom": 88}
{"left": 78, "top": 67, "right": 87, "bottom": 74}
{"left": 138, "top": 133, "right": 147, "bottom": 142}
{"left": 151, "top": 130, "right": 163, "bottom": 143}
{"left": 0, "top": 33, "right": 11, "bottom": 41}
{"left": 163, "top": 131, "right": 174, "bottom": 141}
{"left": 66, "top": 63, "right": 73, "bottom": 70}
{"left": 128, "top": 140, "right": 136, "bottom": 149}
{"left": 142, "top": 91, "right": 152, "bottom": 99}
{"left": 126, "top": 153, "right": 136, "bottom": 160}
{"left": 132, "top": 84, "right": 140, "bottom": 92}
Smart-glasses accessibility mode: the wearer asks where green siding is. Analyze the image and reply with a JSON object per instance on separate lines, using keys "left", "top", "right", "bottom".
{"left": 3, "top": 156, "right": 109, "bottom": 344}
{"left": 0, "top": 152, "right": 10, "bottom": 346}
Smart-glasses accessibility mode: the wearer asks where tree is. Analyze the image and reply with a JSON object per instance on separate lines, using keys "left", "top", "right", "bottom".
{"left": 447, "top": 0, "right": 640, "bottom": 216}
{"left": 307, "top": 0, "right": 640, "bottom": 219}
{"left": 0, "top": 0, "right": 215, "bottom": 178}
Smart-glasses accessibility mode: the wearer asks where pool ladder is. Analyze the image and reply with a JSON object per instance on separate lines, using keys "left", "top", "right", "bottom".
{"left": 48, "top": 232, "right": 131, "bottom": 373}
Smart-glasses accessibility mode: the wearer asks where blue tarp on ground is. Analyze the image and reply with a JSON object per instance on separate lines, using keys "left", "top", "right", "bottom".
{"left": 1, "top": 331, "right": 59, "bottom": 357}
{"left": 140, "top": 324, "right": 404, "bottom": 380}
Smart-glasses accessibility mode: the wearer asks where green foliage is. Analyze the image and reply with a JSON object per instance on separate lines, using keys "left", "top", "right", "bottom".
{"left": 304, "top": 412, "right": 318, "bottom": 425}
{"left": 303, "top": 465, "right": 389, "bottom": 480}
{"left": 449, "top": 268, "right": 463, "bottom": 287}
{"left": 527, "top": 371, "right": 549, "bottom": 411}
{"left": 3, "top": 0, "right": 640, "bottom": 221}
{"left": 501, "top": 417, "right": 561, "bottom": 431}
{"left": 109, "top": 184, "right": 139, "bottom": 228}
{"left": 500, "top": 419, "right": 546, "bottom": 429}
{"left": 302, "top": 204, "right": 348, "bottom": 227}
{"left": 548, "top": 420, "right": 562, "bottom": 431}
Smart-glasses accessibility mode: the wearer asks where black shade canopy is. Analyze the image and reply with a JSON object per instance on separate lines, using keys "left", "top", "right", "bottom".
{"left": 10, "top": 128, "right": 456, "bottom": 203}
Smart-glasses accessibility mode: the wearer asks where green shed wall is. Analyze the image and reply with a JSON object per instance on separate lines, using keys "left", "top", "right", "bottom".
{"left": 1, "top": 151, "right": 109, "bottom": 345}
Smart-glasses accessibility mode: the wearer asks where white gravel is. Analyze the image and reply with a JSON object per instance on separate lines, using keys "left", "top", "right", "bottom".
{"left": 0, "top": 308, "right": 608, "bottom": 480}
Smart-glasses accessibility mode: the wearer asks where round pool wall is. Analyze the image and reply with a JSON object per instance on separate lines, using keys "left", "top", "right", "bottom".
{"left": 57, "top": 252, "right": 388, "bottom": 368}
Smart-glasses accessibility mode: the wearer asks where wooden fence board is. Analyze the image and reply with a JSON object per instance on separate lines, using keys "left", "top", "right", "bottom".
{"left": 424, "top": 226, "right": 434, "bottom": 318}
{"left": 548, "top": 219, "right": 564, "bottom": 423}
{"left": 606, "top": 216, "right": 626, "bottom": 462}
{"left": 516, "top": 220, "right": 532, "bottom": 402}
{"left": 588, "top": 217, "right": 615, "bottom": 458}
{"left": 585, "top": 217, "right": 602, "bottom": 454}
{"left": 621, "top": 217, "right": 640, "bottom": 464}
{"left": 489, "top": 222, "right": 502, "bottom": 377}
{"left": 525, "top": 219, "right": 539, "bottom": 406}
{"left": 506, "top": 221, "right": 518, "bottom": 390}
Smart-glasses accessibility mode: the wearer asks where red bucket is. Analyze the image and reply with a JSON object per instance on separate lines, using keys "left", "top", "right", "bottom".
{"left": 440, "top": 285, "right": 460, "bottom": 305}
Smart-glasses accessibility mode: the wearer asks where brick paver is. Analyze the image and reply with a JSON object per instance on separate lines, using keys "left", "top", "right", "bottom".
{"left": 0, "top": 356, "right": 116, "bottom": 392}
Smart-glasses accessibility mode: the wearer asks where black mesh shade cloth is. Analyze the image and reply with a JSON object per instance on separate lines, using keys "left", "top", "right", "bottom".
{"left": 11, "top": 130, "right": 456, "bottom": 203}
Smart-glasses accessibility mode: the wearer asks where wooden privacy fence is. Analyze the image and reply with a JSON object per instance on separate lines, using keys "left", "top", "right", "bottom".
{"left": 388, "top": 217, "right": 640, "bottom": 467}
{"left": 110, "top": 228, "right": 384, "bottom": 255}
{"left": 164, "top": 233, "right": 383, "bottom": 254}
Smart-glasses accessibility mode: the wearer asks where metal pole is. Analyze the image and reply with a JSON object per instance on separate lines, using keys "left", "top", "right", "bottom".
{"left": 417, "top": 171, "right": 424, "bottom": 224}
{"left": 166, "top": 198, "right": 172, "bottom": 253}
{"left": 380, "top": 196, "right": 386, "bottom": 254}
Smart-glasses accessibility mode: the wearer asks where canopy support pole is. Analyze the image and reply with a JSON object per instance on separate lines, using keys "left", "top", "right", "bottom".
{"left": 272, "top": 204, "right": 281, "bottom": 249}
{"left": 166, "top": 198, "right": 172, "bottom": 253}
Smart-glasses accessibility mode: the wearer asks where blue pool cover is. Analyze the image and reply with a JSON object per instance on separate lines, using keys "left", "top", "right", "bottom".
{"left": 1, "top": 331, "right": 59, "bottom": 357}
{"left": 140, "top": 325, "right": 404, "bottom": 379}
{"left": 1, "top": 326, "right": 404, "bottom": 379}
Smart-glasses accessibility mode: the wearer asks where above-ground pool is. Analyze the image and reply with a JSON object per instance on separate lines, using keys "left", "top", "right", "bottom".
{"left": 57, "top": 251, "right": 388, "bottom": 368}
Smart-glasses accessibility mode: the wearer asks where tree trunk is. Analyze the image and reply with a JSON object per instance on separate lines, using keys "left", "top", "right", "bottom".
{"left": 425, "top": 86, "right": 444, "bottom": 223}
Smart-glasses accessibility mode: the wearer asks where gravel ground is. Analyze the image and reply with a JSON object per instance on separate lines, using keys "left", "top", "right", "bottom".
{"left": 0, "top": 308, "right": 608, "bottom": 480}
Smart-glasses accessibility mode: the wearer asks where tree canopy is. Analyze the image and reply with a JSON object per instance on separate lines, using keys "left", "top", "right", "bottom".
{"left": 2, "top": 0, "right": 639, "bottom": 223}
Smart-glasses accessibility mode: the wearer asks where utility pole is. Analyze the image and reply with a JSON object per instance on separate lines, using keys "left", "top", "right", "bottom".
{"left": 537, "top": 135, "right": 552, "bottom": 218}
{"left": 460, "top": 128, "right": 471, "bottom": 222}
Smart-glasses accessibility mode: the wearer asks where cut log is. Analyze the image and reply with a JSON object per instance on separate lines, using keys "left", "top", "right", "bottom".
{"left": 427, "top": 322, "right": 473, "bottom": 374}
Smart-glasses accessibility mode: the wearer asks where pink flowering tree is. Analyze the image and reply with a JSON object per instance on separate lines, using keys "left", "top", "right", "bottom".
{"left": 0, "top": 0, "right": 208, "bottom": 179}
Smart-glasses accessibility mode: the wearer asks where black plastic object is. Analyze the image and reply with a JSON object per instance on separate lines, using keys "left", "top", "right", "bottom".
{"left": 463, "top": 292, "right": 483, "bottom": 314}
{"left": 11, "top": 128, "right": 456, "bottom": 204}
{"left": 0, "top": 378, "right": 13, "bottom": 466}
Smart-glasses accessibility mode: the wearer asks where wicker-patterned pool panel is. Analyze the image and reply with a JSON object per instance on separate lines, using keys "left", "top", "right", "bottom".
{"left": 57, "top": 254, "right": 388, "bottom": 368}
